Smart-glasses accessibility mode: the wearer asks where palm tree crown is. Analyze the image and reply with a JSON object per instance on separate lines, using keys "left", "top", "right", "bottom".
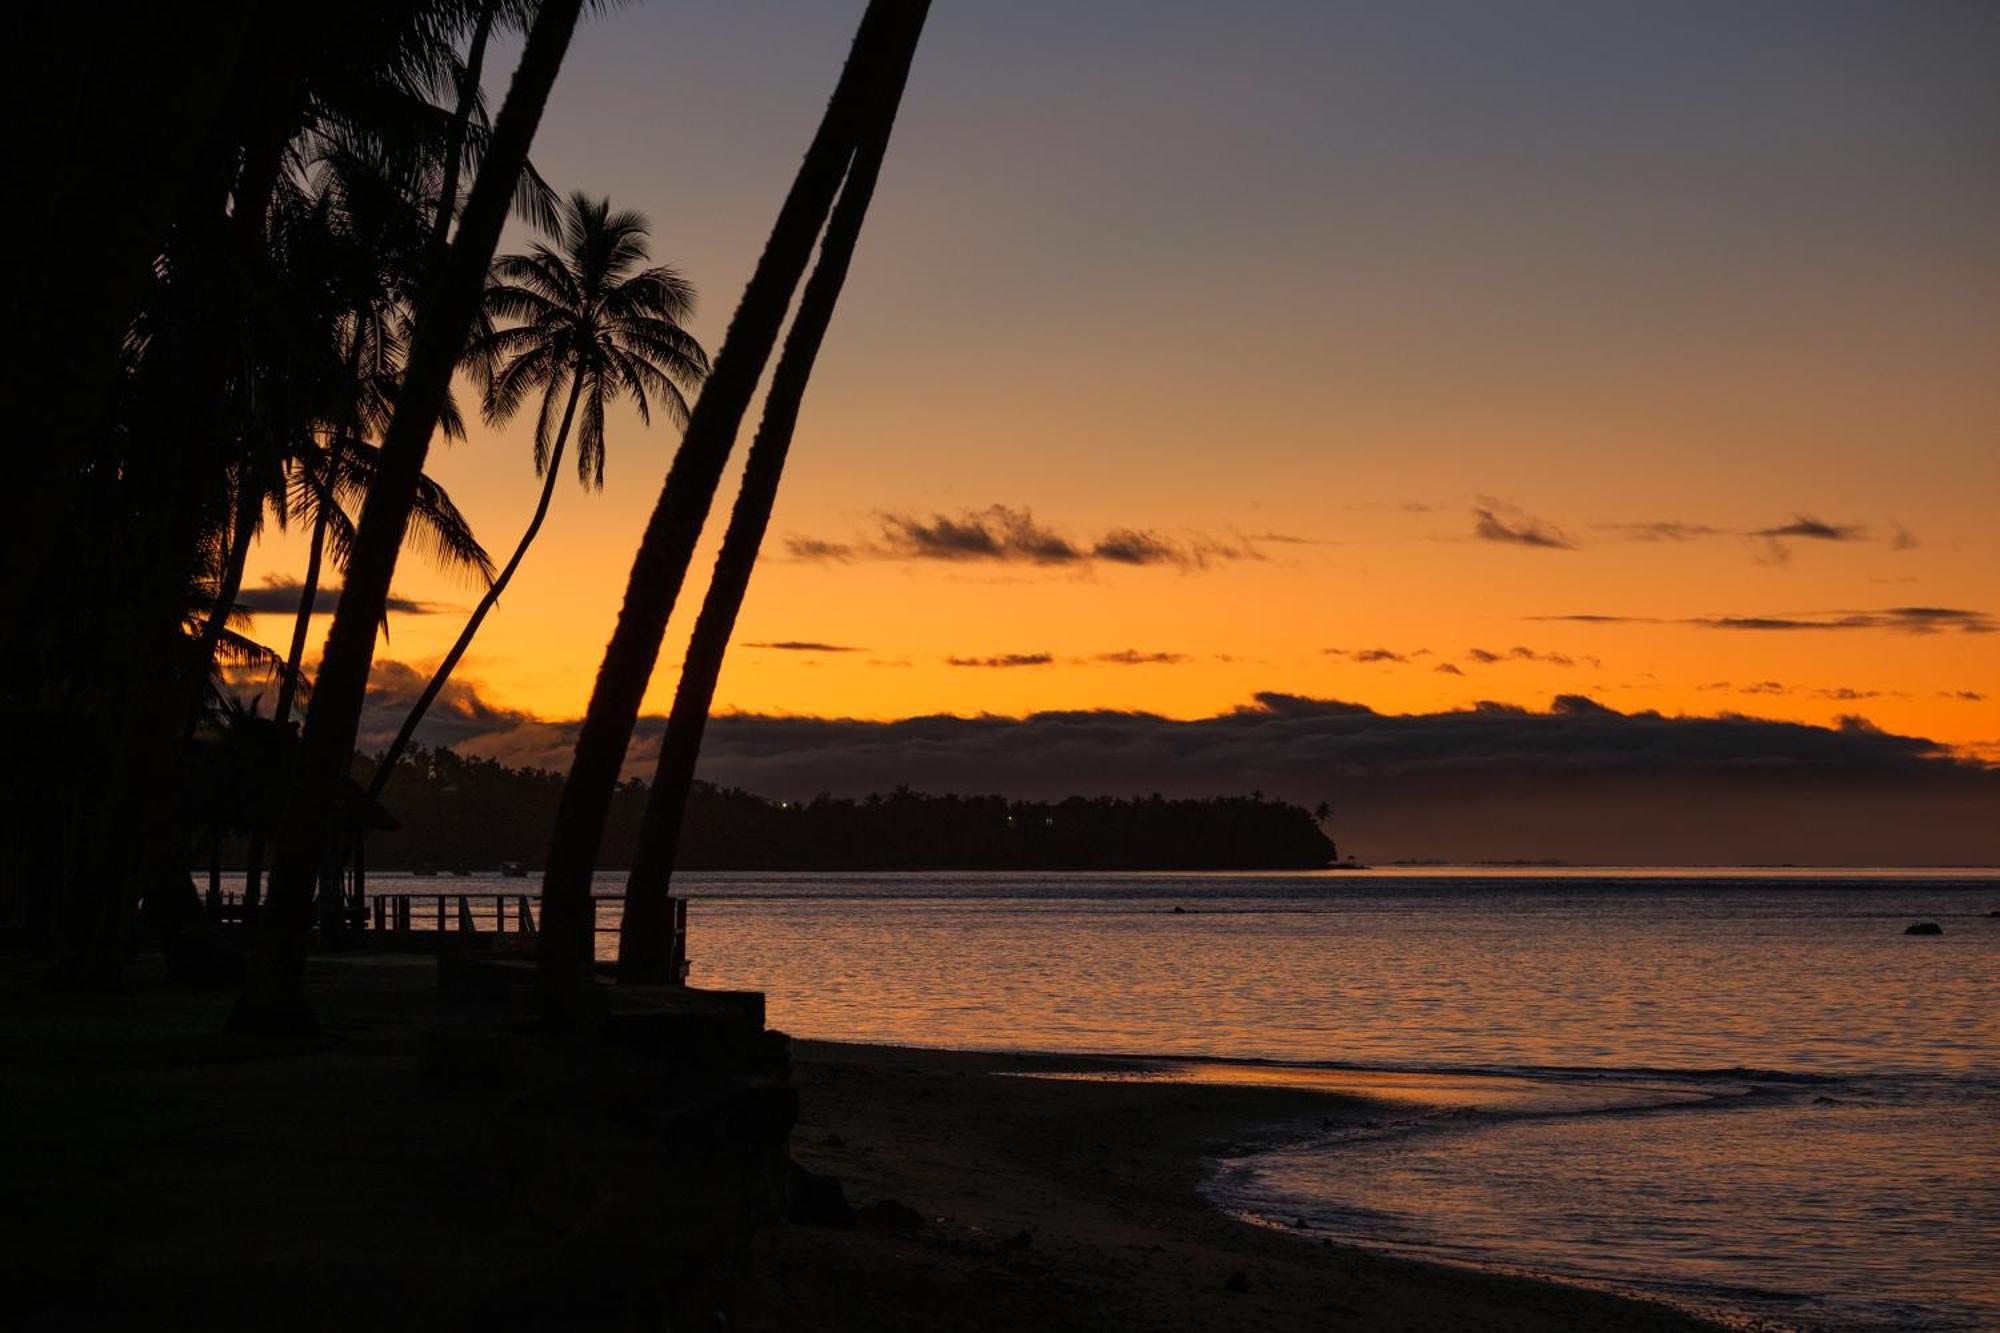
{"left": 363, "top": 192, "right": 707, "bottom": 801}
{"left": 474, "top": 192, "right": 709, "bottom": 486}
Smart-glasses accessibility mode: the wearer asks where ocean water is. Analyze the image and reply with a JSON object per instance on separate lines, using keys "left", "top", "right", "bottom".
{"left": 362, "top": 869, "right": 2000, "bottom": 1329}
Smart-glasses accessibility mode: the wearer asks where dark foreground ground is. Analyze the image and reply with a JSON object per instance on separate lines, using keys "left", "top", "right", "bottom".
{"left": 756, "top": 1042, "right": 1723, "bottom": 1332}
{"left": 0, "top": 953, "right": 1719, "bottom": 1331}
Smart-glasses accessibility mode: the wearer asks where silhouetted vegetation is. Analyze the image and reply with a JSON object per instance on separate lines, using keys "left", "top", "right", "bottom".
{"left": 344, "top": 746, "right": 1337, "bottom": 871}
{"left": 369, "top": 192, "right": 709, "bottom": 794}
{"left": 540, "top": 1, "right": 931, "bottom": 1001}
{"left": 6, "top": 1, "right": 560, "bottom": 990}
{"left": 618, "top": 11, "right": 926, "bottom": 980}
{"left": 3, "top": 0, "right": 937, "bottom": 1025}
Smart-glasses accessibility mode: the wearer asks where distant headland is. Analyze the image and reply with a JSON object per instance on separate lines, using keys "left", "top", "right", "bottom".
{"left": 315, "top": 745, "right": 1339, "bottom": 872}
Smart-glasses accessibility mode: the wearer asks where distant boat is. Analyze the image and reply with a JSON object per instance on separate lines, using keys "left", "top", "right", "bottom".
{"left": 451, "top": 864, "right": 472, "bottom": 877}
{"left": 498, "top": 861, "right": 526, "bottom": 878}
{"left": 411, "top": 862, "right": 438, "bottom": 877}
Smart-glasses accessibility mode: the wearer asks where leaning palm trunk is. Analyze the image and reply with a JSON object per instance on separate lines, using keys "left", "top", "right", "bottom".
{"left": 616, "top": 34, "right": 922, "bottom": 983}
{"left": 235, "top": 0, "right": 584, "bottom": 1032}
{"left": 535, "top": 0, "right": 923, "bottom": 1003}
{"left": 370, "top": 376, "right": 584, "bottom": 802}
{"left": 241, "top": 502, "right": 328, "bottom": 915}
{"left": 428, "top": 0, "right": 499, "bottom": 268}
{"left": 185, "top": 477, "right": 262, "bottom": 728}
{"left": 272, "top": 506, "right": 328, "bottom": 732}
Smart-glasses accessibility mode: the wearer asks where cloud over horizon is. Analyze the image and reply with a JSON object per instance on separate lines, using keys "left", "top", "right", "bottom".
{"left": 237, "top": 575, "right": 439, "bottom": 618}
{"left": 1471, "top": 502, "right": 1575, "bottom": 550}
{"left": 1751, "top": 515, "right": 1865, "bottom": 542}
{"left": 349, "top": 669, "right": 2000, "bottom": 866}
{"left": 785, "top": 504, "right": 1259, "bottom": 572}
{"left": 946, "top": 652, "right": 1055, "bottom": 669}
{"left": 1596, "top": 513, "right": 1913, "bottom": 564}
{"left": 1536, "top": 607, "right": 1995, "bottom": 634}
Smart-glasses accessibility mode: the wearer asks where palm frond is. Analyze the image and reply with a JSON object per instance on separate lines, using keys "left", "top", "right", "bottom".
{"left": 408, "top": 471, "right": 496, "bottom": 586}
{"left": 475, "top": 191, "right": 712, "bottom": 496}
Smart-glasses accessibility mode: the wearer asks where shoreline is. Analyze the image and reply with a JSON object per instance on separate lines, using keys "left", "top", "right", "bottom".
{"left": 0, "top": 953, "right": 1734, "bottom": 1329}
{"left": 756, "top": 1038, "right": 1728, "bottom": 1331}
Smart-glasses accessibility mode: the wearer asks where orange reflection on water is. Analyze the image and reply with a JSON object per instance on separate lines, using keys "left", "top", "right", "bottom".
{"left": 1019, "top": 1061, "right": 1717, "bottom": 1115}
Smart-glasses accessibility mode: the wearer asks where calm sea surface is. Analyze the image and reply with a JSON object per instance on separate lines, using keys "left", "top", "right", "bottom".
{"left": 362, "top": 869, "right": 2000, "bottom": 1329}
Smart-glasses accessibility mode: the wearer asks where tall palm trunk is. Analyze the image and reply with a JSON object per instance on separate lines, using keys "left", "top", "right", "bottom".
{"left": 273, "top": 502, "right": 330, "bottom": 730}
{"left": 235, "top": 0, "right": 584, "bottom": 1033}
{"left": 242, "top": 498, "right": 328, "bottom": 915}
{"left": 536, "top": 0, "right": 921, "bottom": 1004}
{"left": 186, "top": 473, "right": 263, "bottom": 730}
{"left": 616, "top": 31, "right": 922, "bottom": 983}
{"left": 3, "top": 1, "right": 257, "bottom": 656}
{"left": 369, "top": 375, "right": 584, "bottom": 802}
{"left": 428, "top": 0, "right": 498, "bottom": 270}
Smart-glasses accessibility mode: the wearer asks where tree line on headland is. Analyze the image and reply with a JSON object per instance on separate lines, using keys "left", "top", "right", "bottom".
{"left": 4, "top": 1, "right": 937, "bottom": 1026}
{"left": 340, "top": 746, "right": 1340, "bottom": 871}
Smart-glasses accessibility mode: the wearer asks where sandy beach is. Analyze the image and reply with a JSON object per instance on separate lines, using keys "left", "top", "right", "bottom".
{"left": 752, "top": 1040, "right": 1718, "bottom": 1331}
{"left": 0, "top": 952, "right": 1722, "bottom": 1330}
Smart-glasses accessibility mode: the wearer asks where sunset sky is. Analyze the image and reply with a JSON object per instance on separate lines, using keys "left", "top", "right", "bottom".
{"left": 243, "top": 1, "right": 1999, "bottom": 788}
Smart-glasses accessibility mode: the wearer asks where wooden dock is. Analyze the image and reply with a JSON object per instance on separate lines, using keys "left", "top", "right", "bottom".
{"left": 207, "top": 890, "right": 691, "bottom": 980}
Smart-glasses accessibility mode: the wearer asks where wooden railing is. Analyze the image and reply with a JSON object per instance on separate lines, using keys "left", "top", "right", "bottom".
{"left": 365, "top": 891, "right": 689, "bottom": 980}
{"left": 206, "top": 889, "right": 689, "bottom": 979}
{"left": 372, "top": 890, "right": 539, "bottom": 937}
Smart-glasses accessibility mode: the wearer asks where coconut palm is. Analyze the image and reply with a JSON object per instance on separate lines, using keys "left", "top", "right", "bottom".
{"left": 367, "top": 193, "right": 709, "bottom": 800}
{"left": 536, "top": 0, "right": 929, "bottom": 998}
{"left": 235, "top": 431, "right": 491, "bottom": 914}
{"left": 617, "top": 20, "right": 924, "bottom": 982}
{"left": 241, "top": 0, "right": 587, "bottom": 1031}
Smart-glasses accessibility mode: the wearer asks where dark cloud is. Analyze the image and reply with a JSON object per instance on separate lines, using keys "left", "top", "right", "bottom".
{"left": 1598, "top": 521, "right": 1728, "bottom": 542}
{"left": 1472, "top": 505, "right": 1574, "bottom": 550}
{"left": 1701, "top": 681, "right": 1913, "bottom": 702}
{"left": 1753, "top": 515, "right": 1864, "bottom": 542}
{"left": 1942, "top": 690, "right": 1986, "bottom": 702}
{"left": 1881, "top": 606, "right": 1996, "bottom": 633}
{"left": 1091, "top": 529, "right": 1177, "bottom": 565}
{"left": 1464, "top": 646, "right": 1577, "bottom": 667}
{"left": 1539, "top": 613, "right": 1640, "bottom": 624}
{"left": 946, "top": 653, "right": 1054, "bottom": 669}
{"left": 1693, "top": 608, "right": 1994, "bottom": 634}
{"left": 1536, "top": 607, "right": 1995, "bottom": 635}
{"left": 1246, "top": 531, "right": 1335, "bottom": 546}
{"left": 237, "top": 576, "right": 437, "bottom": 617}
{"left": 1433, "top": 663, "right": 1465, "bottom": 676}
{"left": 1598, "top": 516, "right": 1915, "bottom": 558}
{"left": 884, "top": 507, "right": 1078, "bottom": 563}
{"left": 743, "top": 640, "right": 866, "bottom": 653}
{"left": 782, "top": 538, "right": 856, "bottom": 562}
{"left": 357, "top": 660, "right": 541, "bottom": 758}
{"left": 1327, "top": 647, "right": 1417, "bottom": 665}
{"left": 358, "top": 674, "right": 2000, "bottom": 866}
{"left": 788, "top": 505, "right": 1257, "bottom": 572}
{"left": 1090, "top": 650, "right": 1188, "bottom": 666}
{"left": 1700, "top": 616, "right": 1848, "bottom": 631}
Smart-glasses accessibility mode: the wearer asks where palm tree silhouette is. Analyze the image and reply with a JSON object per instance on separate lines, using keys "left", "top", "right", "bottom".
{"left": 536, "top": 0, "right": 929, "bottom": 999}
{"left": 369, "top": 192, "right": 708, "bottom": 798}
{"left": 617, "top": 13, "right": 926, "bottom": 982}
{"left": 243, "top": 0, "right": 588, "bottom": 1031}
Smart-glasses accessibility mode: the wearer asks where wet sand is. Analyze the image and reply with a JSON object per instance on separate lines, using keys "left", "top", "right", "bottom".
{"left": 749, "top": 1040, "right": 1723, "bottom": 1331}
{"left": 0, "top": 952, "right": 1722, "bottom": 1330}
